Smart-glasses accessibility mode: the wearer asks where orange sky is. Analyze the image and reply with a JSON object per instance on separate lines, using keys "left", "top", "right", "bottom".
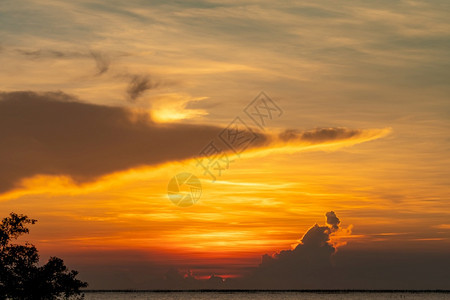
{"left": 1, "top": 0, "right": 449, "bottom": 290}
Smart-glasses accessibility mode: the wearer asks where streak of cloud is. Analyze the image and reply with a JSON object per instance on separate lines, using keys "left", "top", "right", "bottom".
{"left": 15, "top": 48, "right": 112, "bottom": 76}
{"left": 15, "top": 49, "right": 78, "bottom": 59}
{"left": 279, "top": 128, "right": 361, "bottom": 142}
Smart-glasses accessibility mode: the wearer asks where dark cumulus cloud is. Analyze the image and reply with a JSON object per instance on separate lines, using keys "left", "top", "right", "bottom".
{"left": 238, "top": 211, "right": 450, "bottom": 290}
{"left": 144, "top": 212, "right": 450, "bottom": 290}
{"left": 239, "top": 211, "right": 344, "bottom": 289}
{"left": 326, "top": 211, "right": 340, "bottom": 230}
{"left": 152, "top": 212, "right": 345, "bottom": 290}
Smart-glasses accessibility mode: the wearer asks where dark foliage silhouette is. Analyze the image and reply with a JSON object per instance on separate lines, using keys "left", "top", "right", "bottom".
{"left": 0, "top": 213, "right": 87, "bottom": 299}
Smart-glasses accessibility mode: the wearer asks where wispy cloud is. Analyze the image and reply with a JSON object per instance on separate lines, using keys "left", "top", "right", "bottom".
{"left": 90, "top": 50, "right": 111, "bottom": 75}
{"left": 126, "top": 74, "right": 161, "bottom": 102}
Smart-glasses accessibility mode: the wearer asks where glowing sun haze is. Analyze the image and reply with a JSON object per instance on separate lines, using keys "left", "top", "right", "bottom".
{"left": 0, "top": 0, "right": 449, "bottom": 290}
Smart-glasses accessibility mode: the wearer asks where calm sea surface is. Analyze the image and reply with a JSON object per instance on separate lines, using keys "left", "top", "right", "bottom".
{"left": 84, "top": 291, "right": 450, "bottom": 300}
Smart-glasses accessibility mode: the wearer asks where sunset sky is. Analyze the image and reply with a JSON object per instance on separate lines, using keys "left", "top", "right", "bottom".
{"left": 1, "top": 0, "right": 449, "bottom": 289}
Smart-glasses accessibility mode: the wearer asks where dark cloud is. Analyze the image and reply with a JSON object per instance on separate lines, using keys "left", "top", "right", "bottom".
{"left": 0, "top": 91, "right": 264, "bottom": 193}
{"left": 148, "top": 212, "right": 450, "bottom": 290}
{"left": 237, "top": 212, "right": 342, "bottom": 289}
{"left": 144, "top": 212, "right": 343, "bottom": 290}
{"left": 0, "top": 91, "right": 375, "bottom": 194}
{"left": 126, "top": 74, "right": 160, "bottom": 102}
{"left": 61, "top": 213, "right": 450, "bottom": 290}
{"left": 326, "top": 211, "right": 340, "bottom": 231}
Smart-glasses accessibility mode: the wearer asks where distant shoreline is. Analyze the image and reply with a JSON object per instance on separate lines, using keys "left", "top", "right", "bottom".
{"left": 82, "top": 290, "right": 450, "bottom": 293}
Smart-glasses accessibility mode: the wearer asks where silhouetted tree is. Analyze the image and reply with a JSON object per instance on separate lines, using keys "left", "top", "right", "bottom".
{"left": 0, "top": 213, "right": 87, "bottom": 299}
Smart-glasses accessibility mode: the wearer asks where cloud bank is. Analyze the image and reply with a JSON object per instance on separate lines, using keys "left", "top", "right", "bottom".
{"left": 119, "top": 211, "right": 348, "bottom": 289}
{"left": 239, "top": 211, "right": 345, "bottom": 289}
{"left": 0, "top": 91, "right": 387, "bottom": 194}
{"left": 142, "top": 212, "right": 449, "bottom": 290}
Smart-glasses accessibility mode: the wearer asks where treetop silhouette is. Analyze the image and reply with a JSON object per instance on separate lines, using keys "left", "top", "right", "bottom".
{"left": 0, "top": 212, "right": 87, "bottom": 299}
